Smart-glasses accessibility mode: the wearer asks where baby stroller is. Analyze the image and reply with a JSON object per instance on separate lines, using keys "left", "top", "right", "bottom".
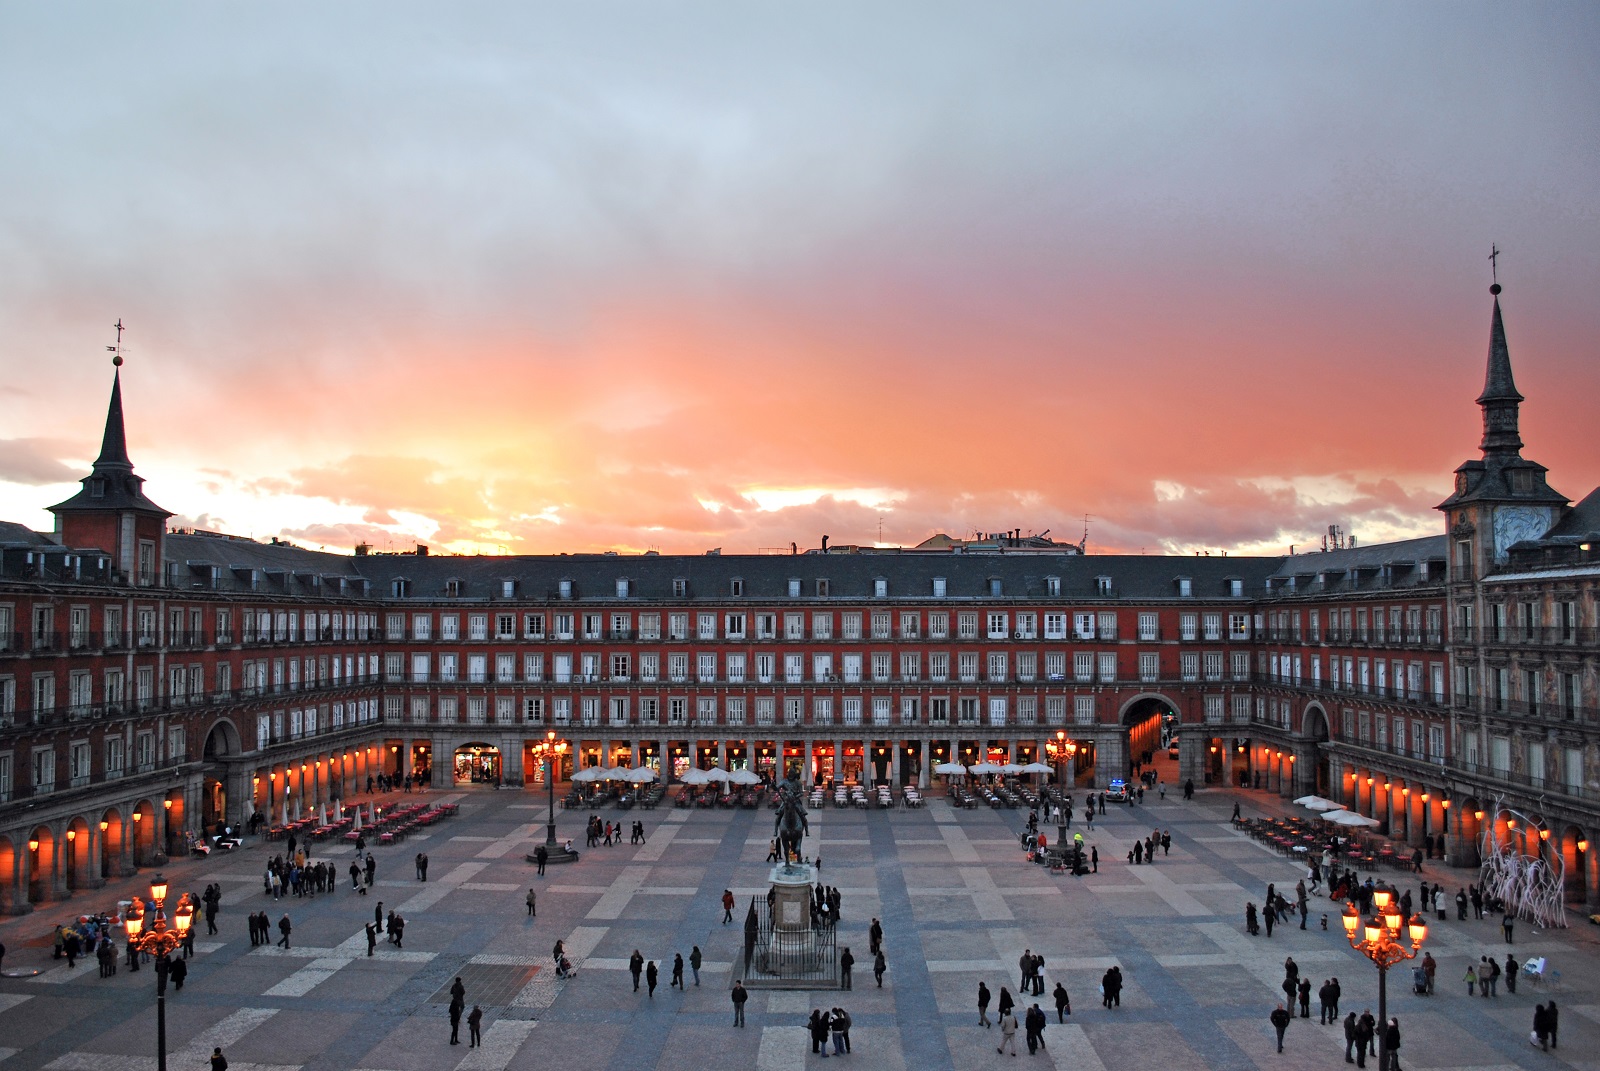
{"left": 555, "top": 954, "right": 577, "bottom": 979}
{"left": 1411, "top": 965, "right": 1428, "bottom": 996}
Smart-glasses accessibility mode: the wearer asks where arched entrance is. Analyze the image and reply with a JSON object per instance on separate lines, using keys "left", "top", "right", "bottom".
{"left": 100, "top": 807, "right": 124, "bottom": 879}
{"left": 0, "top": 835, "right": 16, "bottom": 914}
{"left": 1302, "top": 704, "right": 1331, "bottom": 796}
{"left": 454, "top": 743, "right": 502, "bottom": 785}
{"left": 131, "top": 799, "right": 157, "bottom": 867}
{"left": 64, "top": 817, "right": 92, "bottom": 892}
{"left": 27, "top": 825, "right": 56, "bottom": 903}
{"left": 203, "top": 720, "right": 243, "bottom": 833}
{"left": 1120, "top": 694, "right": 1176, "bottom": 775}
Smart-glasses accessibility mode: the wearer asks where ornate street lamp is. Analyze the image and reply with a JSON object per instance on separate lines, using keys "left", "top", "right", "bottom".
{"left": 1341, "top": 886, "right": 1427, "bottom": 1071}
{"left": 529, "top": 731, "right": 578, "bottom": 864}
{"left": 124, "top": 875, "right": 195, "bottom": 1071}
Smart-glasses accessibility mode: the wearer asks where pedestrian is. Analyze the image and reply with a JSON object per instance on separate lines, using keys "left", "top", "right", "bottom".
{"left": 978, "top": 981, "right": 992, "bottom": 1028}
{"left": 830, "top": 1008, "right": 848, "bottom": 1056}
{"left": 997, "top": 1006, "right": 1019, "bottom": 1056}
{"left": 646, "top": 959, "right": 658, "bottom": 997}
{"left": 535, "top": 844, "right": 548, "bottom": 876}
{"left": 448, "top": 1001, "right": 463, "bottom": 1045}
{"left": 1463, "top": 964, "right": 1476, "bottom": 996}
{"left": 1422, "top": 953, "right": 1436, "bottom": 995}
{"left": 810, "top": 1010, "right": 830, "bottom": 1055}
{"left": 467, "top": 1005, "right": 482, "bottom": 1048}
{"left": 1298, "top": 978, "right": 1312, "bottom": 1018}
{"left": 874, "top": 949, "right": 887, "bottom": 987}
{"left": 1318, "top": 980, "right": 1334, "bottom": 1024}
{"left": 169, "top": 956, "right": 187, "bottom": 991}
{"left": 1533, "top": 1004, "right": 1550, "bottom": 1051}
{"left": 526, "top": 889, "right": 536, "bottom": 917}
{"left": 1270, "top": 1003, "right": 1291, "bottom": 1053}
{"left": 416, "top": 852, "right": 425, "bottom": 880}
{"left": 731, "top": 979, "right": 748, "bottom": 1027}
{"left": 722, "top": 888, "right": 735, "bottom": 923}
{"left": 365, "top": 922, "right": 377, "bottom": 956}
{"left": 1502, "top": 912, "right": 1514, "bottom": 943}
{"left": 375, "top": 901, "right": 384, "bottom": 933}
{"left": 869, "top": 917, "right": 883, "bottom": 956}
{"left": 1343, "top": 1011, "right": 1358, "bottom": 1064}
{"left": 629, "top": 949, "right": 643, "bottom": 991}
{"left": 391, "top": 914, "right": 405, "bottom": 948}
{"left": 1091, "top": 846, "right": 1098, "bottom": 873}
{"left": 1357, "top": 1010, "right": 1376, "bottom": 1067}
{"left": 1053, "top": 981, "right": 1070, "bottom": 1022}
{"left": 671, "top": 952, "right": 685, "bottom": 989}
{"left": 840, "top": 946, "right": 854, "bottom": 989}
{"left": 210, "top": 1048, "right": 228, "bottom": 1071}
{"left": 1504, "top": 954, "right": 1517, "bottom": 994}
{"left": 1383, "top": 1017, "right": 1401, "bottom": 1071}
{"left": 1455, "top": 888, "right": 1468, "bottom": 920}
{"left": 1265, "top": 902, "right": 1276, "bottom": 938}
{"left": 276, "top": 914, "right": 291, "bottom": 949}
{"left": 836, "top": 1007, "right": 852, "bottom": 1053}
{"left": 685, "top": 945, "right": 701, "bottom": 986}
{"left": 1547, "top": 1000, "right": 1559, "bottom": 1049}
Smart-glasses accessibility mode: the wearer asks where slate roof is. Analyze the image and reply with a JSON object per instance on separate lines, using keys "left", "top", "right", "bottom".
{"left": 1262, "top": 535, "right": 1447, "bottom": 596}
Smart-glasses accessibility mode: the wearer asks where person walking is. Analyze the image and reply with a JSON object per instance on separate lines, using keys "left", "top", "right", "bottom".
{"left": 467, "top": 1004, "right": 482, "bottom": 1048}
{"left": 629, "top": 950, "right": 644, "bottom": 991}
{"left": 526, "top": 889, "right": 536, "bottom": 917}
{"left": 1298, "top": 978, "right": 1312, "bottom": 1018}
{"left": 646, "top": 959, "right": 658, "bottom": 998}
{"left": 1270, "top": 1003, "right": 1291, "bottom": 1053}
{"left": 1383, "top": 1017, "right": 1401, "bottom": 1071}
{"left": 1053, "top": 982, "right": 1070, "bottom": 1021}
{"left": 1547, "top": 1000, "right": 1560, "bottom": 1049}
{"left": 1463, "top": 964, "right": 1476, "bottom": 996}
{"left": 671, "top": 952, "right": 685, "bottom": 989}
{"left": 1533, "top": 1004, "right": 1551, "bottom": 1051}
{"left": 1026, "top": 1004, "right": 1048, "bottom": 1054}
{"left": 1502, "top": 912, "right": 1515, "bottom": 943}
{"left": 869, "top": 917, "right": 883, "bottom": 956}
{"left": 276, "top": 914, "right": 292, "bottom": 949}
{"left": 809, "top": 1010, "right": 830, "bottom": 1055}
{"left": 1504, "top": 954, "right": 1518, "bottom": 994}
{"left": 998, "top": 984, "right": 1016, "bottom": 1025}
{"left": 690, "top": 946, "right": 703, "bottom": 986}
{"left": 169, "top": 956, "right": 187, "bottom": 991}
{"left": 1343, "top": 1011, "right": 1359, "bottom": 1064}
{"left": 365, "top": 922, "right": 377, "bottom": 956}
{"left": 731, "top": 980, "right": 748, "bottom": 1027}
{"left": 978, "top": 981, "right": 993, "bottom": 1027}
{"left": 535, "top": 844, "right": 548, "bottom": 875}
{"left": 873, "top": 948, "right": 887, "bottom": 987}
{"left": 722, "top": 888, "right": 735, "bottom": 924}
{"left": 840, "top": 946, "right": 854, "bottom": 990}
{"left": 448, "top": 1000, "right": 463, "bottom": 1045}
{"left": 997, "top": 1006, "right": 1019, "bottom": 1056}
{"left": 416, "top": 853, "right": 425, "bottom": 880}
{"left": 210, "top": 1048, "right": 228, "bottom": 1071}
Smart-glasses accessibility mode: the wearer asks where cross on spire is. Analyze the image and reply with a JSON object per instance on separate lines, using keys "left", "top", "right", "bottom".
{"left": 108, "top": 318, "right": 126, "bottom": 367}
{"left": 1488, "top": 244, "right": 1501, "bottom": 285}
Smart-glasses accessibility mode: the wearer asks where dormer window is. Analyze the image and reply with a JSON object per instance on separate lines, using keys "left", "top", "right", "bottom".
{"left": 932, "top": 577, "right": 947, "bottom": 598}
{"left": 90, "top": 478, "right": 106, "bottom": 498}
{"left": 1229, "top": 578, "right": 1244, "bottom": 597}
{"left": 789, "top": 578, "right": 802, "bottom": 598}
{"left": 815, "top": 579, "right": 830, "bottom": 597}
{"left": 559, "top": 579, "right": 573, "bottom": 599}
{"left": 1177, "top": 577, "right": 1192, "bottom": 598}
{"left": 672, "top": 577, "right": 687, "bottom": 598}
{"left": 616, "top": 578, "right": 631, "bottom": 598}
{"left": 445, "top": 578, "right": 464, "bottom": 598}
{"left": 390, "top": 578, "right": 410, "bottom": 598}
{"left": 1095, "top": 576, "right": 1112, "bottom": 596}
{"left": 501, "top": 579, "right": 517, "bottom": 598}
{"left": 730, "top": 578, "right": 744, "bottom": 597}
{"left": 874, "top": 578, "right": 888, "bottom": 598}
{"left": 1046, "top": 576, "right": 1060, "bottom": 597}
{"left": 988, "top": 577, "right": 1003, "bottom": 597}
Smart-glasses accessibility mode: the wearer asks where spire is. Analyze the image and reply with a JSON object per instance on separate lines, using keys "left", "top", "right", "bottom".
{"left": 1476, "top": 283, "right": 1523, "bottom": 457}
{"left": 94, "top": 368, "right": 133, "bottom": 472}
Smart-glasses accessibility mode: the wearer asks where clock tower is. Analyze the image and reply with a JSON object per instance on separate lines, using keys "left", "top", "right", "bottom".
{"left": 1437, "top": 283, "right": 1569, "bottom": 582}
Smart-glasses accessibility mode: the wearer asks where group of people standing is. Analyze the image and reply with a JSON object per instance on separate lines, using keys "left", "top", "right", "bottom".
{"left": 625, "top": 945, "right": 706, "bottom": 994}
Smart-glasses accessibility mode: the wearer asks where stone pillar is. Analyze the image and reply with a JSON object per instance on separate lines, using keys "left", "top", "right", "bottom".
{"left": 918, "top": 740, "right": 930, "bottom": 789}
{"left": 0, "top": 840, "right": 30, "bottom": 915}
{"left": 803, "top": 740, "right": 813, "bottom": 786}
{"left": 890, "top": 742, "right": 901, "bottom": 786}
{"left": 1094, "top": 733, "right": 1124, "bottom": 789}
{"left": 1586, "top": 844, "right": 1600, "bottom": 914}
{"left": 1178, "top": 734, "right": 1205, "bottom": 787}
{"left": 717, "top": 740, "right": 728, "bottom": 770}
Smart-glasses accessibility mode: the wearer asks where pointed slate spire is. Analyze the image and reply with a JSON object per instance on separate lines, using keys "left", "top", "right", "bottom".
{"left": 1477, "top": 284, "right": 1523, "bottom": 457}
{"left": 94, "top": 367, "right": 134, "bottom": 471}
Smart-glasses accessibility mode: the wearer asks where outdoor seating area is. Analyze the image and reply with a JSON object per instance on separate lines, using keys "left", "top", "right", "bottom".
{"left": 334, "top": 801, "right": 459, "bottom": 847}
{"left": 1243, "top": 814, "right": 1418, "bottom": 872}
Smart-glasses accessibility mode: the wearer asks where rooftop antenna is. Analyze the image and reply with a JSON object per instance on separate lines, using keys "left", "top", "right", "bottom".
{"left": 878, "top": 516, "right": 884, "bottom": 544}
{"left": 107, "top": 318, "right": 125, "bottom": 367}
{"left": 1080, "top": 514, "right": 1092, "bottom": 553}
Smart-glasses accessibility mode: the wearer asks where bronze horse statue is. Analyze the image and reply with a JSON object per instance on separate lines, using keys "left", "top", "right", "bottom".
{"left": 773, "top": 775, "right": 810, "bottom": 869}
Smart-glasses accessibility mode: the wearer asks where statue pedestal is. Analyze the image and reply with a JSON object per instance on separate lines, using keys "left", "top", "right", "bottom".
{"left": 768, "top": 863, "right": 816, "bottom": 930}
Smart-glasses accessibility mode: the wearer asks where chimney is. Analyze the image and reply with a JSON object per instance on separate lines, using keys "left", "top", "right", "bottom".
{"left": 354, "top": 542, "right": 371, "bottom": 556}
{"left": 416, "top": 544, "right": 429, "bottom": 557}
{"left": 821, "top": 535, "right": 829, "bottom": 554}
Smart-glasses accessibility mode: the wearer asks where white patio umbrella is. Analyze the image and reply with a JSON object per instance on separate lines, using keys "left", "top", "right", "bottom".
{"left": 680, "top": 768, "right": 712, "bottom": 785}
{"left": 703, "top": 767, "right": 732, "bottom": 782}
{"left": 626, "top": 766, "right": 659, "bottom": 784}
{"left": 1019, "top": 762, "right": 1054, "bottom": 774}
{"left": 1315, "top": 808, "right": 1350, "bottom": 822}
{"left": 969, "top": 762, "right": 1002, "bottom": 775}
{"left": 729, "top": 768, "right": 762, "bottom": 786}
{"left": 1295, "top": 795, "right": 1340, "bottom": 810}
{"left": 1331, "top": 811, "right": 1382, "bottom": 828}
{"left": 933, "top": 762, "right": 967, "bottom": 775}
{"left": 319, "top": 803, "right": 329, "bottom": 826}
{"left": 571, "top": 767, "right": 605, "bottom": 783}
{"left": 601, "top": 766, "right": 631, "bottom": 782}
{"left": 1000, "top": 763, "right": 1025, "bottom": 776}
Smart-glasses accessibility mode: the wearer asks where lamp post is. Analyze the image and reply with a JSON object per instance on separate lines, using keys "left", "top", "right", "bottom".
{"left": 528, "top": 731, "right": 578, "bottom": 864}
{"left": 124, "top": 875, "right": 195, "bottom": 1071}
{"left": 1341, "top": 886, "right": 1427, "bottom": 1071}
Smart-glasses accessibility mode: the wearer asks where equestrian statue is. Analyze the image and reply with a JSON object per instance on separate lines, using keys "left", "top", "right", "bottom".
{"left": 773, "top": 766, "right": 811, "bottom": 872}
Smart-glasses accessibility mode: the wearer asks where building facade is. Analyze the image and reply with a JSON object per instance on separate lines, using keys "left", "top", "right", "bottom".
{"left": 1, "top": 285, "right": 1596, "bottom": 914}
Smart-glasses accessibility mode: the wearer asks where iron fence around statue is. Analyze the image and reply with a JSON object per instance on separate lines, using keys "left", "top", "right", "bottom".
{"left": 736, "top": 896, "right": 839, "bottom": 989}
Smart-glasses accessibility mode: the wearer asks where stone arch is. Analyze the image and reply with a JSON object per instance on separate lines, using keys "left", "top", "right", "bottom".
{"left": 27, "top": 824, "right": 56, "bottom": 903}
{"left": 203, "top": 717, "right": 243, "bottom": 760}
{"left": 0, "top": 834, "right": 19, "bottom": 915}
{"left": 1116, "top": 694, "right": 1176, "bottom": 781}
{"left": 63, "top": 816, "right": 93, "bottom": 892}
{"left": 1117, "top": 692, "right": 1181, "bottom": 725}
{"left": 1300, "top": 702, "right": 1331, "bottom": 742}
{"left": 1299, "top": 703, "right": 1332, "bottom": 797}
{"left": 130, "top": 798, "right": 157, "bottom": 867}
{"left": 100, "top": 806, "right": 126, "bottom": 880}
{"left": 1559, "top": 823, "right": 1588, "bottom": 904}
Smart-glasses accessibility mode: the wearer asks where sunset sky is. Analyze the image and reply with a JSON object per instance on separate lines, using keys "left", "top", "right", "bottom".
{"left": 2, "top": 5, "right": 1597, "bottom": 559}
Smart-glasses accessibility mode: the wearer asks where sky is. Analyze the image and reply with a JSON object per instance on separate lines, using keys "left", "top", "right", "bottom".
{"left": 2, "top": 4, "right": 1598, "bottom": 559}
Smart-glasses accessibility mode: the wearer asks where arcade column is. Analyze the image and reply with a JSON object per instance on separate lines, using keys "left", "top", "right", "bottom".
{"left": 1094, "top": 734, "right": 1124, "bottom": 789}
{"left": 1177, "top": 734, "right": 1206, "bottom": 787}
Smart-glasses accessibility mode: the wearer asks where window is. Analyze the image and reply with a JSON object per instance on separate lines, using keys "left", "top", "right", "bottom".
{"left": 673, "top": 578, "right": 687, "bottom": 597}
{"left": 1096, "top": 576, "right": 1112, "bottom": 595}
{"left": 1204, "top": 695, "right": 1223, "bottom": 724}
{"left": 900, "top": 612, "right": 920, "bottom": 639}
{"left": 788, "top": 579, "right": 801, "bottom": 598}
{"left": 1046, "top": 576, "right": 1060, "bottom": 596}
{"left": 929, "top": 652, "right": 949, "bottom": 682}
{"left": 725, "top": 653, "right": 745, "bottom": 683}
{"left": 929, "top": 697, "right": 949, "bottom": 725}
{"left": 1098, "top": 652, "right": 1117, "bottom": 682}
{"left": 1073, "top": 652, "right": 1093, "bottom": 682}
{"left": 697, "top": 613, "right": 717, "bottom": 640}
{"left": 900, "top": 651, "right": 921, "bottom": 681}
{"left": 755, "top": 613, "right": 776, "bottom": 640}
{"left": 1016, "top": 651, "right": 1035, "bottom": 681}
{"left": 987, "top": 612, "right": 1009, "bottom": 639}
{"left": 812, "top": 613, "right": 833, "bottom": 640}
{"left": 813, "top": 653, "right": 834, "bottom": 681}
{"left": 1074, "top": 695, "right": 1096, "bottom": 725}
{"left": 1044, "top": 613, "right": 1066, "bottom": 640}
{"left": 816, "top": 579, "right": 830, "bottom": 597}
{"left": 929, "top": 612, "right": 949, "bottom": 639}
{"left": 958, "top": 652, "right": 978, "bottom": 682}
{"left": 958, "top": 612, "right": 978, "bottom": 639}
{"left": 1180, "top": 652, "right": 1199, "bottom": 682}
{"left": 1177, "top": 577, "right": 1192, "bottom": 597}
{"left": 874, "top": 578, "right": 888, "bottom": 598}
{"left": 525, "top": 613, "right": 546, "bottom": 639}
{"left": 784, "top": 613, "right": 804, "bottom": 640}
{"left": 1073, "top": 613, "right": 1096, "bottom": 640}
{"left": 987, "top": 652, "right": 1008, "bottom": 682}
{"left": 725, "top": 613, "right": 746, "bottom": 639}
{"left": 1138, "top": 613, "right": 1158, "bottom": 641}
{"left": 988, "top": 578, "right": 1003, "bottom": 597}
{"left": 932, "top": 577, "right": 947, "bottom": 597}
{"left": 871, "top": 612, "right": 891, "bottom": 639}
{"left": 1138, "top": 652, "right": 1159, "bottom": 682}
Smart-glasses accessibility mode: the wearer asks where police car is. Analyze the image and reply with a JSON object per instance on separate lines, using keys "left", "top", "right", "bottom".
{"left": 1105, "top": 778, "right": 1130, "bottom": 802}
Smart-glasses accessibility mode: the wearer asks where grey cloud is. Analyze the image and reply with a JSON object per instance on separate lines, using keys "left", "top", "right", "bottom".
{"left": 0, "top": 438, "right": 79, "bottom": 486}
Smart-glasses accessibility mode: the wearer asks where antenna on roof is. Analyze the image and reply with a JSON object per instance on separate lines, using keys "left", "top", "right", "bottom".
{"left": 1079, "top": 514, "right": 1092, "bottom": 553}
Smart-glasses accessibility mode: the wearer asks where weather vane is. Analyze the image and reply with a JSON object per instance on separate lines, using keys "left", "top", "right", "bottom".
{"left": 107, "top": 318, "right": 125, "bottom": 367}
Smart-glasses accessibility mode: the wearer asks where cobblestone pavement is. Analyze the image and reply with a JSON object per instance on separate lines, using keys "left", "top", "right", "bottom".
{"left": 3, "top": 785, "right": 1598, "bottom": 1070}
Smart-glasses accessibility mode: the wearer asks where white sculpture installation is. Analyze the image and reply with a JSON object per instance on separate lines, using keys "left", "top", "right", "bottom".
{"left": 1478, "top": 799, "right": 1567, "bottom": 930}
